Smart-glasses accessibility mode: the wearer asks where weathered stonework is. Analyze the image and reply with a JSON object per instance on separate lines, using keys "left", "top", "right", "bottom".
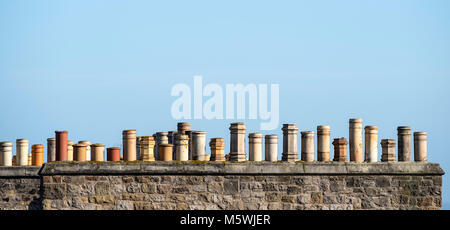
{"left": 0, "top": 167, "right": 41, "bottom": 210}
{"left": 0, "top": 162, "right": 444, "bottom": 210}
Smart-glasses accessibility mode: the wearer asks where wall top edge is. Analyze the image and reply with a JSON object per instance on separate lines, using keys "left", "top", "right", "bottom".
{"left": 13, "top": 162, "right": 442, "bottom": 176}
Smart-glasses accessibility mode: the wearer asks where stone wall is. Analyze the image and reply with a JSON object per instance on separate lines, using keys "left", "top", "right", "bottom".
{"left": 0, "top": 162, "right": 444, "bottom": 210}
{"left": 0, "top": 167, "right": 41, "bottom": 210}
{"left": 38, "top": 162, "right": 444, "bottom": 210}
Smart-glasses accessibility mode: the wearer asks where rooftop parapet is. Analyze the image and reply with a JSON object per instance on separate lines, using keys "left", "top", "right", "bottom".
{"left": 37, "top": 162, "right": 445, "bottom": 176}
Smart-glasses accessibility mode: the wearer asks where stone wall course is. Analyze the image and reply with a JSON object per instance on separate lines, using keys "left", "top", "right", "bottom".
{"left": 0, "top": 162, "right": 445, "bottom": 210}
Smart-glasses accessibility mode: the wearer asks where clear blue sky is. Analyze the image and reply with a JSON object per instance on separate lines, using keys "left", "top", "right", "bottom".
{"left": 1, "top": 0, "right": 449, "bottom": 208}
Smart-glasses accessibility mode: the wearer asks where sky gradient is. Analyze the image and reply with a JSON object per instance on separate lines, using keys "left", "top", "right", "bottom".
{"left": 1, "top": 0, "right": 449, "bottom": 208}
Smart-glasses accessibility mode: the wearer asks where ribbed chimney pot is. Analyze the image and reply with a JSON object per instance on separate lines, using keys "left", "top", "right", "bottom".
{"left": 317, "top": 126, "right": 331, "bottom": 162}
{"left": 177, "top": 122, "right": 191, "bottom": 135}
{"left": 398, "top": 126, "right": 411, "bottom": 162}
{"left": 364, "top": 126, "right": 378, "bottom": 163}
{"left": 229, "top": 122, "right": 247, "bottom": 162}
{"left": 159, "top": 144, "right": 173, "bottom": 161}
{"left": 414, "top": 132, "right": 427, "bottom": 162}
{"left": 265, "top": 135, "right": 278, "bottom": 162}
{"left": 31, "top": 144, "right": 44, "bottom": 166}
{"left": 177, "top": 122, "right": 191, "bottom": 159}
{"left": 301, "top": 131, "right": 315, "bottom": 162}
{"left": 67, "top": 141, "right": 74, "bottom": 161}
{"left": 140, "top": 136, "right": 156, "bottom": 162}
{"left": 248, "top": 133, "right": 263, "bottom": 162}
{"left": 209, "top": 138, "right": 225, "bottom": 162}
{"left": 16, "top": 139, "right": 29, "bottom": 166}
{"left": 78, "top": 141, "right": 91, "bottom": 161}
{"left": 1, "top": 142, "right": 13, "bottom": 166}
{"left": 155, "top": 132, "right": 169, "bottom": 161}
{"left": 349, "top": 118, "right": 363, "bottom": 162}
{"left": 175, "top": 134, "right": 189, "bottom": 161}
{"left": 122, "top": 130, "right": 137, "bottom": 161}
{"left": 282, "top": 124, "right": 299, "bottom": 162}
{"left": 381, "top": 139, "right": 396, "bottom": 162}
{"left": 91, "top": 143, "right": 105, "bottom": 162}
{"left": 73, "top": 144, "right": 87, "bottom": 162}
{"left": 47, "top": 138, "right": 56, "bottom": 162}
{"left": 192, "top": 131, "right": 207, "bottom": 161}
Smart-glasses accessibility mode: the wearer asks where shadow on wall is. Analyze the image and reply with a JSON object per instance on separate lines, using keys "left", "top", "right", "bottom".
{"left": 27, "top": 178, "right": 43, "bottom": 210}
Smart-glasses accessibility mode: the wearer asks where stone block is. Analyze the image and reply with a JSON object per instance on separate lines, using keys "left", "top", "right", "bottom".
{"left": 224, "top": 180, "right": 239, "bottom": 195}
